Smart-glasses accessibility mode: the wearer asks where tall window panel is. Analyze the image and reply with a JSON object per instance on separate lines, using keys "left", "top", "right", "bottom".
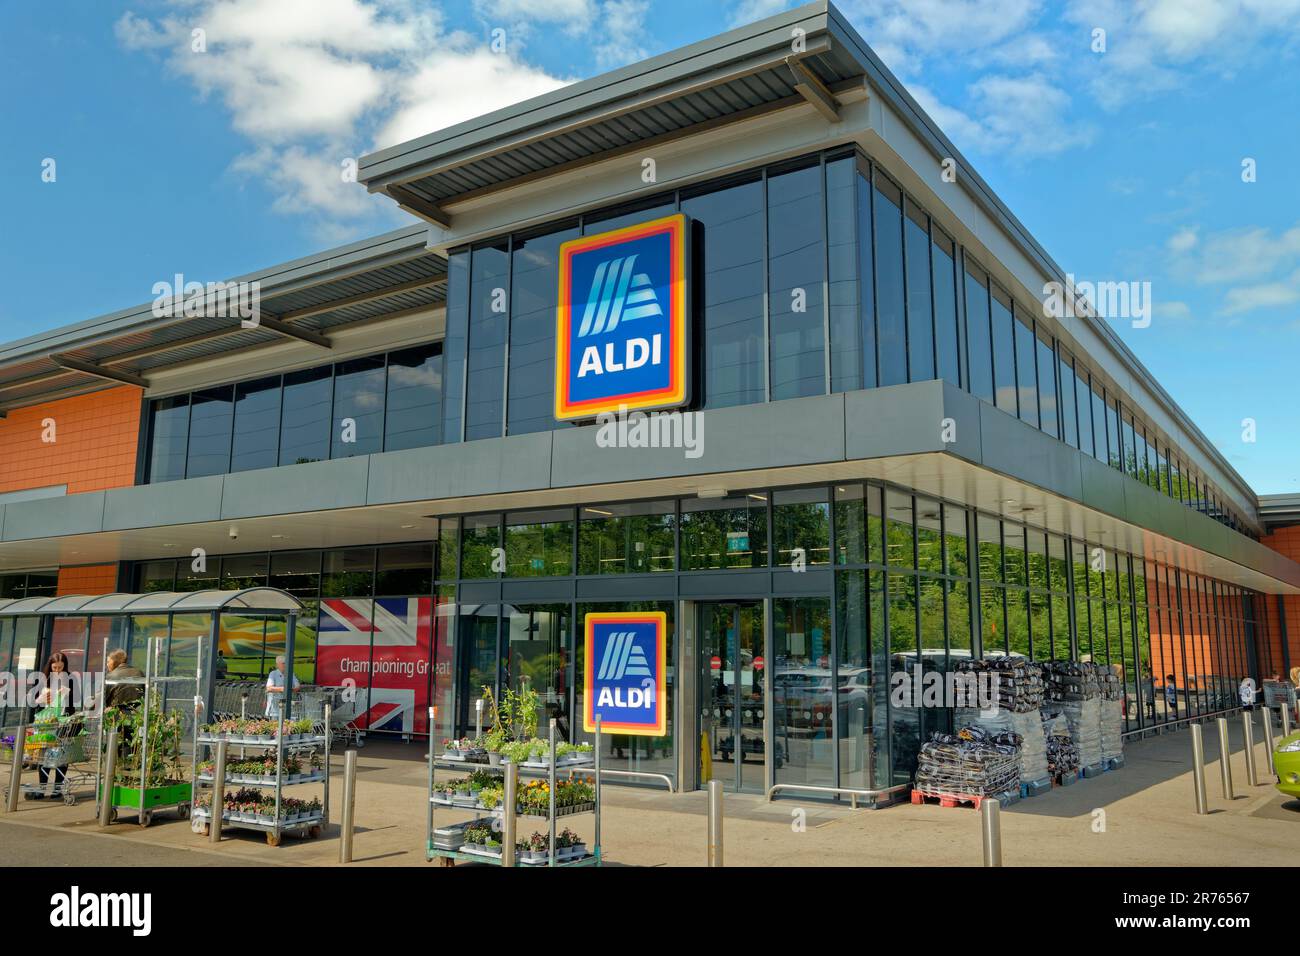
{"left": 1012, "top": 307, "right": 1037, "bottom": 427}
{"left": 507, "top": 222, "right": 579, "bottom": 433}
{"left": 278, "top": 365, "right": 332, "bottom": 466}
{"left": 932, "top": 227, "right": 960, "bottom": 387}
{"left": 147, "top": 395, "right": 190, "bottom": 482}
{"left": 1035, "top": 328, "right": 1058, "bottom": 438}
{"left": 873, "top": 171, "right": 907, "bottom": 387}
{"left": 331, "top": 355, "right": 386, "bottom": 458}
{"left": 1076, "top": 367, "right": 1095, "bottom": 459}
{"left": 904, "top": 198, "right": 934, "bottom": 382}
{"left": 231, "top": 375, "right": 282, "bottom": 472}
{"left": 964, "top": 260, "right": 994, "bottom": 403}
{"left": 1090, "top": 379, "right": 1108, "bottom": 464}
{"left": 1105, "top": 393, "right": 1121, "bottom": 468}
{"left": 682, "top": 176, "right": 767, "bottom": 406}
{"left": 767, "top": 161, "right": 826, "bottom": 399}
{"left": 465, "top": 241, "right": 510, "bottom": 440}
{"left": 441, "top": 249, "right": 470, "bottom": 444}
{"left": 1057, "top": 349, "right": 1078, "bottom": 448}
{"left": 384, "top": 343, "right": 441, "bottom": 452}
{"left": 185, "top": 385, "right": 234, "bottom": 478}
{"left": 990, "top": 285, "right": 1017, "bottom": 415}
{"left": 826, "top": 157, "right": 866, "bottom": 393}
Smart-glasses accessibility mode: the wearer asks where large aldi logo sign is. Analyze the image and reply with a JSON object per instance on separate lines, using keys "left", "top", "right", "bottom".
{"left": 583, "top": 611, "right": 667, "bottom": 736}
{"left": 554, "top": 214, "right": 690, "bottom": 421}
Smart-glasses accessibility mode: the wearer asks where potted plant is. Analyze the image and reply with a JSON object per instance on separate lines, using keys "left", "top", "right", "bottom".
{"left": 530, "top": 739, "right": 550, "bottom": 765}
{"left": 564, "top": 828, "right": 586, "bottom": 859}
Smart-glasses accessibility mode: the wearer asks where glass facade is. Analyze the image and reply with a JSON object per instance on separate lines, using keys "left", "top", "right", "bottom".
{"left": 138, "top": 145, "right": 1259, "bottom": 539}
{"left": 144, "top": 343, "right": 443, "bottom": 481}
{"left": 118, "top": 482, "right": 1264, "bottom": 795}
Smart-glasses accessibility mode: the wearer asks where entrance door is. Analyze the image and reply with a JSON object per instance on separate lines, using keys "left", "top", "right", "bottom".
{"left": 697, "top": 601, "right": 766, "bottom": 793}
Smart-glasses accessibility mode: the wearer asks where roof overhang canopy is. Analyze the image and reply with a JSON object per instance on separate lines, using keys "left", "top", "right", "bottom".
{"left": 0, "top": 587, "right": 303, "bottom": 617}
{"left": 0, "top": 228, "right": 446, "bottom": 413}
{"left": 358, "top": 1, "right": 868, "bottom": 224}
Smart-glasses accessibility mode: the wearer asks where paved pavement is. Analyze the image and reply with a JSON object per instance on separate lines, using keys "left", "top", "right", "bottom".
{"left": 2, "top": 711, "right": 1296, "bottom": 867}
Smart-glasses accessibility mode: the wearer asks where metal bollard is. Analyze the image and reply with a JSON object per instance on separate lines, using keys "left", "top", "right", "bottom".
{"left": 339, "top": 749, "right": 357, "bottom": 863}
{"left": 501, "top": 762, "right": 518, "bottom": 868}
{"left": 1190, "top": 724, "right": 1208, "bottom": 815}
{"left": 707, "top": 779, "right": 724, "bottom": 866}
{"left": 1283, "top": 705, "right": 1293, "bottom": 738}
{"left": 1216, "top": 717, "right": 1233, "bottom": 800}
{"left": 1242, "top": 712, "right": 1258, "bottom": 787}
{"left": 6, "top": 722, "right": 26, "bottom": 813}
{"left": 981, "top": 798, "right": 1002, "bottom": 867}
{"left": 1263, "top": 708, "right": 1276, "bottom": 776}
{"left": 99, "top": 729, "right": 118, "bottom": 826}
{"left": 210, "top": 738, "right": 228, "bottom": 843}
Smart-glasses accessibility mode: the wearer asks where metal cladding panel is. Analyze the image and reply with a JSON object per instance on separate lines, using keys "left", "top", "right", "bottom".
{"left": 402, "top": 52, "right": 852, "bottom": 205}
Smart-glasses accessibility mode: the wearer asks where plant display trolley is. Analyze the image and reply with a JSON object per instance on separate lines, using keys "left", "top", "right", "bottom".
{"left": 96, "top": 635, "right": 197, "bottom": 827}
{"left": 426, "top": 717, "right": 603, "bottom": 867}
{"left": 192, "top": 716, "right": 329, "bottom": 846}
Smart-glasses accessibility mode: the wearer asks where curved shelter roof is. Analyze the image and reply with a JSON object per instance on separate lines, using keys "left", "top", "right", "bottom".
{"left": 0, "top": 587, "right": 303, "bottom": 617}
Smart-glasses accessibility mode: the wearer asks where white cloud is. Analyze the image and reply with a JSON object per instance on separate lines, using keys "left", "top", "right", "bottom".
{"left": 116, "top": 0, "right": 575, "bottom": 230}
{"left": 1153, "top": 299, "right": 1192, "bottom": 322}
{"left": 375, "top": 45, "right": 568, "bottom": 149}
{"left": 910, "top": 74, "right": 1093, "bottom": 158}
{"left": 1172, "top": 224, "right": 1300, "bottom": 285}
{"left": 1220, "top": 271, "right": 1300, "bottom": 317}
{"left": 729, "top": 0, "right": 799, "bottom": 27}
{"left": 1167, "top": 227, "right": 1198, "bottom": 254}
{"left": 474, "top": 0, "right": 649, "bottom": 69}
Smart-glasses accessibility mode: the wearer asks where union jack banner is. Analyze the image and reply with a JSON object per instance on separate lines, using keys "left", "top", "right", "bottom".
{"left": 317, "top": 597, "right": 435, "bottom": 734}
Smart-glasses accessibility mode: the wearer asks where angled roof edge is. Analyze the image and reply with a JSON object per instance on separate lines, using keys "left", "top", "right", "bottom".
{"left": 357, "top": 0, "right": 835, "bottom": 187}
{"left": 0, "top": 224, "right": 432, "bottom": 368}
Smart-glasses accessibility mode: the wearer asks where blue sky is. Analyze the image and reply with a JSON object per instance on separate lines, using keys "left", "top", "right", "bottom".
{"left": 2, "top": 0, "right": 1299, "bottom": 493}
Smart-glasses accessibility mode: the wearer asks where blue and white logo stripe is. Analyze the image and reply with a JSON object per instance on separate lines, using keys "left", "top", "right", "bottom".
{"left": 577, "top": 254, "right": 663, "bottom": 338}
{"left": 596, "top": 631, "right": 653, "bottom": 681}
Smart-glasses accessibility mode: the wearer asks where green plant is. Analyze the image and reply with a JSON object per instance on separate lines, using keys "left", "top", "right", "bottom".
{"left": 106, "top": 690, "right": 188, "bottom": 788}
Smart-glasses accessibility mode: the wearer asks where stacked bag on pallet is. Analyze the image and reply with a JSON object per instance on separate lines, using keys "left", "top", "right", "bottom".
{"left": 1096, "top": 664, "right": 1125, "bottom": 763}
{"left": 1042, "top": 712, "right": 1080, "bottom": 776}
{"left": 914, "top": 726, "right": 1020, "bottom": 798}
{"left": 1043, "top": 661, "right": 1103, "bottom": 770}
{"left": 955, "top": 706, "right": 1049, "bottom": 785}
{"left": 954, "top": 657, "right": 1044, "bottom": 712}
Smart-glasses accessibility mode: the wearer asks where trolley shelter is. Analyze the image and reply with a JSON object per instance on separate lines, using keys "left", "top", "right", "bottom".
{"left": 0, "top": 588, "right": 306, "bottom": 726}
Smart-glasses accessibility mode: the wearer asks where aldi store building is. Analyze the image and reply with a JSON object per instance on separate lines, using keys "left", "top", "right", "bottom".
{"left": 1, "top": 2, "right": 1298, "bottom": 800}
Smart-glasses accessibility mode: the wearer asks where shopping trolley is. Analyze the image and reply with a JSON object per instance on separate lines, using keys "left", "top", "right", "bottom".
{"left": 3, "top": 714, "right": 98, "bottom": 806}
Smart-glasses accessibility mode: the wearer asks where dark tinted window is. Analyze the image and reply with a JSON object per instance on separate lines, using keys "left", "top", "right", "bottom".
{"left": 1013, "top": 310, "right": 1037, "bottom": 427}
{"left": 1076, "top": 366, "right": 1095, "bottom": 458}
{"left": 826, "top": 157, "right": 863, "bottom": 393}
{"left": 683, "top": 176, "right": 767, "bottom": 407}
{"left": 147, "top": 395, "right": 190, "bottom": 482}
{"left": 331, "top": 355, "right": 386, "bottom": 458}
{"left": 1057, "top": 351, "right": 1078, "bottom": 448}
{"left": 932, "top": 228, "right": 959, "bottom": 387}
{"left": 441, "top": 249, "right": 470, "bottom": 443}
{"left": 873, "top": 172, "right": 906, "bottom": 387}
{"left": 991, "top": 285, "right": 1017, "bottom": 415}
{"left": 231, "top": 375, "right": 281, "bottom": 472}
{"left": 767, "top": 162, "right": 826, "bottom": 399}
{"left": 904, "top": 199, "right": 934, "bottom": 382}
{"left": 279, "top": 365, "right": 333, "bottom": 465}
{"left": 376, "top": 543, "right": 434, "bottom": 595}
{"left": 508, "top": 223, "right": 578, "bottom": 434}
{"left": 1036, "top": 331, "right": 1058, "bottom": 438}
{"left": 321, "top": 548, "right": 375, "bottom": 597}
{"left": 964, "top": 261, "right": 993, "bottom": 402}
{"left": 186, "top": 386, "right": 233, "bottom": 478}
{"left": 269, "top": 551, "right": 321, "bottom": 601}
{"left": 384, "top": 343, "right": 441, "bottom": 452}
{"left": 465, "top": 241, "right": 509, "bottom": 440}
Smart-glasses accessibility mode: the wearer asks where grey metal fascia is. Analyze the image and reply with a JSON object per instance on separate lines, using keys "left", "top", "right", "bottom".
{"left": 820, "top": 3, "right": 1259, "bottom": 521}
{"left": 357, "top": 1, "right": 834, "bottom": 187}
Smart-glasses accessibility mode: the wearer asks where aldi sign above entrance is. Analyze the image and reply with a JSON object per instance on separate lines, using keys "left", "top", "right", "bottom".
{"left": 583, "top": 611, "right": 668, "bottom": 737}
{"left": 554, "top": 214, "right": 690, "bottom": 421}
